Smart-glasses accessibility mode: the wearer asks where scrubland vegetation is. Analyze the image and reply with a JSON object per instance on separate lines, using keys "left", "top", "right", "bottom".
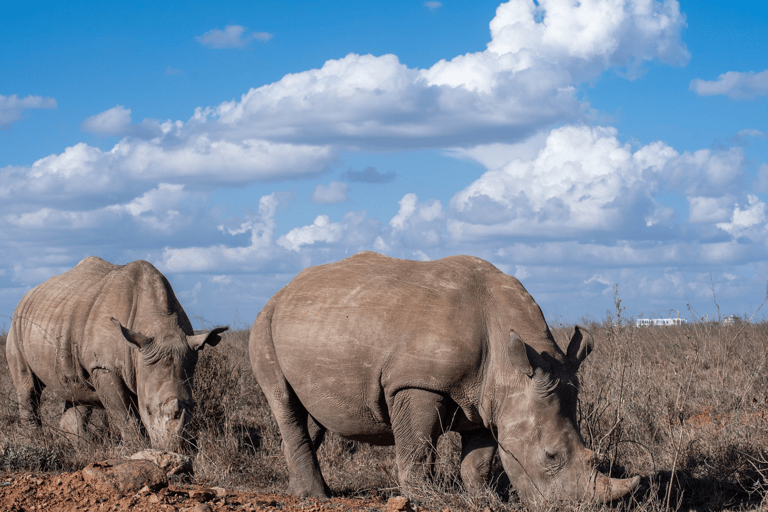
{"left": 2, "top": 308, "right": 768, "bottom": 511}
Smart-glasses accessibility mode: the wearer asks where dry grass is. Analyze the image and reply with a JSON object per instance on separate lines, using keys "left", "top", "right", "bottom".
{"left": 2, "top": 307, "right": 768, "bottom": 511}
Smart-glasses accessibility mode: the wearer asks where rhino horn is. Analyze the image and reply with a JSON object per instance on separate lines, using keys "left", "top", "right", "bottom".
{"left": 592, "top": 472, "right": 642, "bottom": 503}
{"left": 187, "top": 326, "right": 228, "bottom": 351}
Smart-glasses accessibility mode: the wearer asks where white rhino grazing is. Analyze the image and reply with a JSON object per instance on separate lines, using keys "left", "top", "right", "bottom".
{"left": 6, "top": 257, "right": 227, "bottom": 452}
{"left": 250, "top": 252, "right": 640, "bottom": 504}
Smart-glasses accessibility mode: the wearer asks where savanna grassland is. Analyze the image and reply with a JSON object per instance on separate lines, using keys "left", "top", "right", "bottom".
{"left": 2, "top": 307, "right": 768, "bottom": 511}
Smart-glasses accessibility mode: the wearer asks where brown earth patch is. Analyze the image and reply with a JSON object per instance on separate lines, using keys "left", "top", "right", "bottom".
{"left": 0, "top": 470, "right": 451, "bottom": 512}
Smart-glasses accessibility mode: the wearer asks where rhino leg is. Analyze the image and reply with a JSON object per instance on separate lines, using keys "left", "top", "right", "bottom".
{"left": 6, "top": 334, "right": 44, "bottom": 430}
{"left": 256, "top": 368, "right": 329, "bottom": 497}
{"left": 459, "top": 429, "right": 497, "bottom": 492}
{"left": 91, "top": 369, "right": 143, "bottom": 447}
{"left": 307, "top": 414, "right": 326, "bottom": 452}
{"left": 390, "top": 388, "right": 451, "bottom": 492}
{"left": 275, "top": 395, "right": 329, "bottom": 498}
{"left": 59, "top": 403, "right": 92, "bottom": 443}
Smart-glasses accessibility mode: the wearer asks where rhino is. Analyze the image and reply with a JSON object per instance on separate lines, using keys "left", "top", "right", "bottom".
{"left": 249, "top": 252, "right": 640, "bottom": 503}
{"left": 5, "top": 256, "right": 227, "bottom": 451}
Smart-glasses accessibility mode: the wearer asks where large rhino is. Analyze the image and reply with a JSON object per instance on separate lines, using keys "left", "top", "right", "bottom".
{"left": 6, "top": 257, "right": 227, "bottom": 451}
{"left": 250, "top": 252, "right": 640, "bottom": 503}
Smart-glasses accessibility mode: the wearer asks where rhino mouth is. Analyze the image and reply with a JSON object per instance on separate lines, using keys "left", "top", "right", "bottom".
{"left": 143, "top": 398, "right": 194, "bottom": 452}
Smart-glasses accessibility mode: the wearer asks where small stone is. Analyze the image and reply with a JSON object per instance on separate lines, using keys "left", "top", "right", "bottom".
{"left": 82, "top": 459, "right": 168, "bottom": 497}
{"left": 211, "top": 486, "right": 228, "bottom": 497}
{"left": 189, "top": 488, "right": 216, "bottom": 501}
{"left": 186, "top": 503, "right": 213, "bottom": 512}
{"left": 387, "top": 496, "right": 414, "bottom": 512}
{"left": 130, "top": 449, "right": 194, "bottom": 476}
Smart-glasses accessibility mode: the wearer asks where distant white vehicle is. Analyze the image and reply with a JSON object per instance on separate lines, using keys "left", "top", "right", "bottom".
{"left": 635, "top": 317, "right": 687, "bottom": 327}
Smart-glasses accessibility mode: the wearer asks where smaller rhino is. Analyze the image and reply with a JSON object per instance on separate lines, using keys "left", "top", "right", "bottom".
{"left": 5, "top": 257, "right": 227, "bottom": 451}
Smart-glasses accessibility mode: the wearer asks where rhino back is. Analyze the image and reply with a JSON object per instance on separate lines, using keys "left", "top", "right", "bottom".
{"left": 265, "top": 252, "right": 552, "bottom": 436}
{"left": 9, "top": 257, "right": 192, "bottom": 399}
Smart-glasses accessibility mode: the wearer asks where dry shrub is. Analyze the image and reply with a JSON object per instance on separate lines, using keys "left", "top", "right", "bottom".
{"left": 190, "top": 329, "right": 286, "bottom": 491}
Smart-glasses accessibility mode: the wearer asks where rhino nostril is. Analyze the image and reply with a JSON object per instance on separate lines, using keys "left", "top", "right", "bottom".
{"left": 162, "top": 398, "right": 182, "bottom": 418}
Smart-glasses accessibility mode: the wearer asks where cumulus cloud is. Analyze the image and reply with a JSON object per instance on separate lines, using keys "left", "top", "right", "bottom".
{"left": 425, "top": 2, "right": 442, "bottom": 10}
{"left": 311, "top": 181, "right": 349, "bottom": 204}
{"left": 1, "top": 182, "right": 201, "bottom": 244}
{"left": 81, "top": 105, "right": 132, "bottom": 136}
{"left": 716, "top": 195, "right": 768, "bottom": 240}
{"left": 161, "top": 194, "right": 283, "bottom": 273}
{"left": 690, "top": 70, "right": 768, "bottom": 100}
{"left": 449, "top": 125, "right": 746, "bottom": 240}
{"left": 424, "top": 0, "right": 688, "bottom": 92}
{"left": 688, "top": 196, "right": 733, "bottom": 224}
{"left": 196, "top": 25, "right": 273, "bottom": 49}
{"left": 387, "top": 193, "right": 445, "bottom": 248}
{"left": 278, "top": 215, "right": 344, "bottom": 251}
{"left": 1, "top": 0, "right": 690, "bottom": 209}
{"left": 0, "top": 94, "right": 57, "bottom": 127}
{"left": 1, "top": 134, "right": 337, "bottom": 211}
{"left": 199, "top": 0, "right": 687, "bottom": 148}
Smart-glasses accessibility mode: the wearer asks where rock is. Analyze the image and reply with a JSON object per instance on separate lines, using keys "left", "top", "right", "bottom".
{"left": 184, "top": 503, "right": 213, "bottom": 512}
{"left": 82, "top": 459, "right": 168, "bottom": 497}
{"left": 130, "top": 449, "right": 193, "bottom": 476}
{"left": 387, "top": 496, "right": 414, "bottom": 512}
{"left": 188, "top": 487, "right": 216, "bottom": 501}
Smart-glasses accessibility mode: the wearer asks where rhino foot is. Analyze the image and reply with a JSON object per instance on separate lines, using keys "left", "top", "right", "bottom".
{"left": 287, "top": 478, "right": 330, "bottom": 500}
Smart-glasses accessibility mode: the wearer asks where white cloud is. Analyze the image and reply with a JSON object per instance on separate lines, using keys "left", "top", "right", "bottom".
{"left": 690, "top": 70, "right": 768, "bottom": 100}
{"left": 0, "top": 94, "right": 57, "bottom": 127}
{"left": 278, "top": 215, "right": 344, "bottom": 251}
{"left": 425, "top": 1, "right": 442, "bottom": 10}
{"left": 200, "top": 0, "right": 687, "bottom": 149}
{"left": 448, "top": 125, "right": 749, "bottom": 240}
{"left": 0, "top": 0, "right": 690, "bottom": 213}
{"left": 716, "top": 195, "right": 768, "bottom": 240}
{"left": 449, "top": 125, "right": 659, "bottom": 237}
{"left": 423, "top": 0, "right": 688, "bottom": 92}
{"left": 109, "top": 183, "right": 186, "bottom": 217}
{"left": 312, "top": 181, "right": 349, "bottom": 204}
{"left": 688, "top": 196, "right": 733, "bottom": 224}
{"left": 81, "top": 105, "right": 132, "bottom": 136}
{"left": 196, "top": 25, "right": 273, "bottom": 49}
{"left": 161, "top": 194, "right": 282, "bottom": 273}
{"left": 390, "top": 193, "right": 419, "bottom": 230}
{"left": 0, "top": 136, "right": 337, "bottom": 211}
{"left": 386, "top": 193, "right": 445, "bottom": 248}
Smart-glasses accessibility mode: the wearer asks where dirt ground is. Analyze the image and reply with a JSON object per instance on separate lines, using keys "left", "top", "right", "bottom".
{"left": 0, "top": 470, "right": 425, "bottom": 512}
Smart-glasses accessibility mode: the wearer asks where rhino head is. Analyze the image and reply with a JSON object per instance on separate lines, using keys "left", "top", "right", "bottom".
{"left": 111, "top": 318, "right": 228, "bottom": 452}
{"left": 488, "top": 326, "right": 640, "bottom": 504}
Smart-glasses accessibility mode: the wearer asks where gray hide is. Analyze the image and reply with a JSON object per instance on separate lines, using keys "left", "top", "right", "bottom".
{"left": 6, "top": 257, "right": 227, "bottom": 451}
{"left": 249, "top": 251, "right": 639, "bottom": 503}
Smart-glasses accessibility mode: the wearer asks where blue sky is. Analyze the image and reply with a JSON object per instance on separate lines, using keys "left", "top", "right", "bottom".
{"left": 2, "top": 0, "right": 768, "bottom": 329}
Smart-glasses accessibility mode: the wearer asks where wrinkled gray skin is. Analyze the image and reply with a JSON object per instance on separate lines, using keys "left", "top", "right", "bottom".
{"left": 250, "top": 252, "right": 640, "bottom": 504}
{"left": 6, "top": 257, "right": 227, "bottom": 452}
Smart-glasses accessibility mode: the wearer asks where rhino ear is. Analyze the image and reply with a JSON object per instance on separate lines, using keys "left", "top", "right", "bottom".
{"left": 508, "top": 330, "right": 534, "bottom": 378}
{"left": 188, "top": 326, "right": 228, "bottom": 351}
{"left": 566, "top": 325, "right": 594, "bottom": 370}
{"left": 111, "top": 317, "right": 152, "bottom": 350}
